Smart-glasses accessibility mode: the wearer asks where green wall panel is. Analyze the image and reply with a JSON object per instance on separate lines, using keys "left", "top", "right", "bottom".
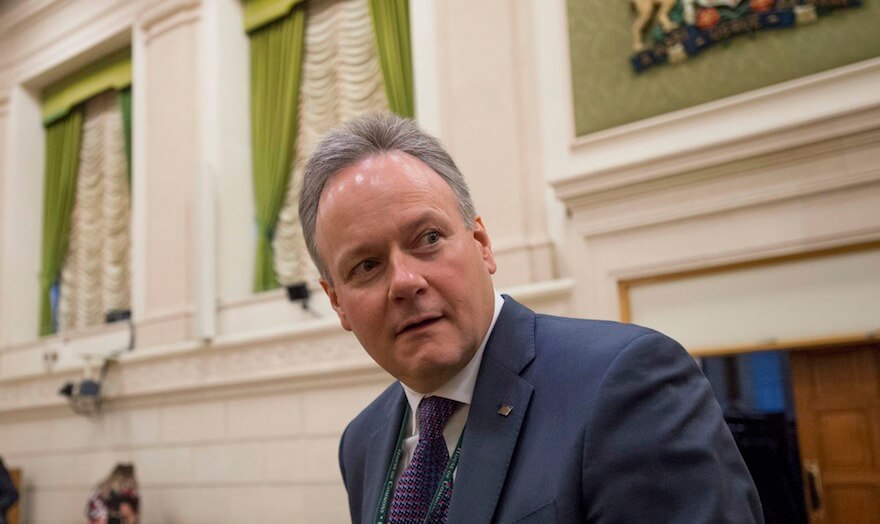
{"left": 567, "top": 0, "right": 880, "bottom": 136}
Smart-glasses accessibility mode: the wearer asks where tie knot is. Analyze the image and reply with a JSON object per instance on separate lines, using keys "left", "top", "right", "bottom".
{"left": 417, "top": 396, "right": 459, "bottom": 441}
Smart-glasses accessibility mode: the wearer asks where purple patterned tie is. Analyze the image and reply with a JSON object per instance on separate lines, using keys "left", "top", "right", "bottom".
{"left": 389, "top": 396, "right": 460, "bottom": 524}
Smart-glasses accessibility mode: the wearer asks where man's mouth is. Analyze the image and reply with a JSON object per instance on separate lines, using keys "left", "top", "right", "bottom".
{"left": 398, "top": 315, "right": 443, "bottom": 335}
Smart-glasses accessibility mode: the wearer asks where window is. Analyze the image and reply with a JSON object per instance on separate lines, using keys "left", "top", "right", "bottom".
{"left": 244, "top": 0, "right": 413, "bottom": 292}
{"left": 39, "top": 49, "right": 132, "bottom": 335}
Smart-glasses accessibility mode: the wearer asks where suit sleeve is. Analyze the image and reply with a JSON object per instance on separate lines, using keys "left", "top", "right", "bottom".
{"left": 0, "top": 460, "right": 18, "bottom": 514}
{"left": 339, "top": 425, "right": 348, "bottom": 487}
{"left": 339, "top": 423, "right": 363, "bottom": 524}
{"left": 581, "top": 332, "right": 763, "bottom": 524}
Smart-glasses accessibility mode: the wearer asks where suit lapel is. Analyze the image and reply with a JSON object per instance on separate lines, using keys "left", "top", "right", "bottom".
{"left": 361, "top": 385, "right": 407, "bottom": 524}
{"left": 446, "top": 297, "right": 536, "bottom": 523}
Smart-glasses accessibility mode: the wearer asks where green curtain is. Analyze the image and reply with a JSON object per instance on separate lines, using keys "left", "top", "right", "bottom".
{"left": 38, "top": 109, "right": 84, "bottom": 336}
{"left": 118, "top": 87, "right": 133, "bottom": 186}
{"left": 249, "top": 6, "right": 306, "bottom": 292}
{"left": 368, "top": 0, "right": 414, "bottom": 117}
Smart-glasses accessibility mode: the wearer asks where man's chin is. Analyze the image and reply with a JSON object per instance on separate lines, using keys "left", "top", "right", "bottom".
{"left": 395, "top": 347, "right": 474, "bottom": 391}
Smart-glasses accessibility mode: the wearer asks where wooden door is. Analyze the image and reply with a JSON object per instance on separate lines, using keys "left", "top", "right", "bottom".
{"left": 790, "top": 344, "right": 880, "bottom": 524}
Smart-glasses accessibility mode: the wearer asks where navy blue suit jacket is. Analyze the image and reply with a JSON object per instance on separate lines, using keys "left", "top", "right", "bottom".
{"left": 339, "top": 297, "right": 763, "bottom": 523}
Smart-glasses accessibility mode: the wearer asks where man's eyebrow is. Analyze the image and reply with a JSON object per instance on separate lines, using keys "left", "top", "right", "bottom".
{"left": 407, "top": 209, "right": 446, "bottom": 229}
{"left": 333, "top": 210, "right": 447, "bottom": 269}
{"left": 335, "top": 243, "right": 375, "bottom": 270}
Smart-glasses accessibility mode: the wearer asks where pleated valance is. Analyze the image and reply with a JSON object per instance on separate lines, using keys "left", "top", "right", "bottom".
{"left": 243, "top": 0, "right": 307, "bottom": 33}
{"left": 41, "top": 48, "right": 131, "bottom": 126}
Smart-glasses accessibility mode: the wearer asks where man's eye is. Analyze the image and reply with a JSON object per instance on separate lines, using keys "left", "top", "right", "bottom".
{"left": 358, "top": 260, "right": 378, "bottom": 273}
{"left": 423, "top": 231, "right": 440, "bottom": 244}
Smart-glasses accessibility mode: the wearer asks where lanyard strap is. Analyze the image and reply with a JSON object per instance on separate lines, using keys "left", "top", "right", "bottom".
{"left": 424, "top": 431, "right": 464, "bottom": 520}
{"left": 375, "top": 404, "right": 465, "bottom": 524}
{"left": 375, "top": 405, "right": 409, "bottom": 524}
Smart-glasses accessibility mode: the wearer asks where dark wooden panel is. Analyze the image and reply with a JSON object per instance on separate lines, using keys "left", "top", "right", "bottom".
{"left": 7, "top": 468, "right": 20, "bottom": 524}
{"left": 792, "top": 344, "right": 880, "bottom": 524}
{"left": 819, "top": 411, "right": 873, "bottom": 468}
{"left": 825, "top": 486, "right": 879, "bottom": 524}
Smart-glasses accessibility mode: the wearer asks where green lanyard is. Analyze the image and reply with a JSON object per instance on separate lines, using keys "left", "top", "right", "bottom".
{"left": 375, "top": 404, "right": 465, "bottom": 524}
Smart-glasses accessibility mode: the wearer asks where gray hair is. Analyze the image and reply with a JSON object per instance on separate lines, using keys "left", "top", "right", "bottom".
{"left": 298, "top": 113, "right": 476, "bottom": 281}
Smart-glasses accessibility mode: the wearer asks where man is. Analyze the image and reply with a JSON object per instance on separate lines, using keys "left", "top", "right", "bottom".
{"left": 299, "top": 113, "right": 762, "bottom": 523}
{"left": 0, "top": 457, "right": 18, "bottom": 524}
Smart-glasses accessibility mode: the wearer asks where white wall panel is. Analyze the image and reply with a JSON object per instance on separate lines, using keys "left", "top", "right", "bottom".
{"left": 630, "top": 249, "right": 880, "bottom": 351}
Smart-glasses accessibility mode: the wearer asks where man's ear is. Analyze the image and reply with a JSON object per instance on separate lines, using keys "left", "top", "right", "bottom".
{"left": 320, "top": 279, "right": 352, "bottom": 331}
{"left": 472, "top": 216, "right": 497, "bottom": 275}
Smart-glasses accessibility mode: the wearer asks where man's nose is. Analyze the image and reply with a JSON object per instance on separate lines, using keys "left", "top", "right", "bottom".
{"left": 388, "top": 251, "right": 427, "bottom": 300}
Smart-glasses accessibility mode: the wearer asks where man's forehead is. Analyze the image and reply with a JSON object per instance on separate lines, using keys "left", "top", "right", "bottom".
{"left": 317, "top": 151, "right": 447, "bottom": 209}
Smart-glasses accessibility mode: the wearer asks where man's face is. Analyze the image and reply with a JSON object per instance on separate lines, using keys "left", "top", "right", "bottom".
{"left": 315, "top": 151, "right": 497, "bottom": 393}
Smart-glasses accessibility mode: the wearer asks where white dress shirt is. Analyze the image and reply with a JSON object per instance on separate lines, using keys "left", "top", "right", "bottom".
{"left": 396, "top": 292, "right": 505, "bottom": 482}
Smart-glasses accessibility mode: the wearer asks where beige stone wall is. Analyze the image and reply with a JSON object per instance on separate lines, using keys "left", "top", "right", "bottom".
{"left": 1, "top": 378, "right": 389, "bottom": 522}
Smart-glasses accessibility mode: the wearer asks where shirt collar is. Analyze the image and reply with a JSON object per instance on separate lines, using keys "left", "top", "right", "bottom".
{"left": 402, "top": 291, "right": 505, "bottom": 413}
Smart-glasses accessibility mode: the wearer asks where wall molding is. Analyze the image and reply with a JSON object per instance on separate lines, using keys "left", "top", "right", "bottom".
{"left": 560, "top": 60, "right": 880, "bottom": 190}
{"left": 2, "top": 321, "right": 129, "bottom": 356}
{"left": 491, "top": 235, "right": 555, "bottom": 255}
{"left": 0, "top": 278, "right": 575, "bottom": 416}
{"left": 570, "top": 59, "right": 880, "bottom": 150}
{"left": 609, "top": 230, "right": 880, "bottom": 283}
{"left": 0, "top": 320, "right": 366, "bottom": 416}
{"left": 137, "top": 305, "right": 196, "bottom": 326}
{"left": 0, "top": 0, "right": 70, "bottom": 43}
{"left": 616, "top": 241, "right": 880, "bottom": 354}
{"left": 580, "top": 169, "right": 879, "bottom": 238}
{"left": 506, "top": 277, "right": 575, "bottom": 304}
{"left": 0, "top": 307, "right": 201, "bottom": 357}
{"left": 0, "top": 3, "right": 136, "bottom": 93}
{"left": 567, "top": 127, "right": 880, "bottom": 237}
{"left": 139, "top": 0, "right": 200, "bottom": 42}
{"left": 220, "top": 287, "right": 292, "bottom": 309}
{"left": 554, "top": 100, "right": 880, "bottom": 205}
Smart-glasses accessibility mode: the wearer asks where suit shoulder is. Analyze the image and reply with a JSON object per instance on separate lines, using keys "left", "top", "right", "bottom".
{"left": 528, "top": 314, "right": 690, "bottom": 388}
{"left": 534, "top": 314, "right": 672, "bottom": 353}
